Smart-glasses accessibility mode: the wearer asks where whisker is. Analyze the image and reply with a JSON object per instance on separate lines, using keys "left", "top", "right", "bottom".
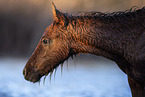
{"left": 73, "top": 60, "right": 76, "bottom": 68}
{"left": 39, "top": 80, "right": 41, "bottom": 86}
{"left": 49, "top": 72, "right": 53, "bottom": 83}
{"left": 54, "top": 66, "right": 58, "bottom": 80}
{"left": 61, "top": 63, "right": 64, "bottom": 75}
{"left": 71, "top": 56, "right": 76, "bottom": 68}
{"left": 74, "top": 54, "right": 77, "bottom": 57}
{"left": 66, "top": 59, "right": 69, "bottom": 71}
{"left": 43, "top": 75, "right": 47, "bottom": 86}
{"left": 74, "top": 54, "right": 78, "bottom": 61}
{"left": 71, "top": 56, "right": 73, "bottom": 59}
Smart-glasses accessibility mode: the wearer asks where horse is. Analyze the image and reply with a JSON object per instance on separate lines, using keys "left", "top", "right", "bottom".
{"left": 23, "top": 3, "right": 145, "bottom": 97}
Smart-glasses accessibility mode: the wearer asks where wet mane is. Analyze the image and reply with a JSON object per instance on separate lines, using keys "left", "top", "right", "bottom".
{"left": 66, "top": 7, "right": 145, "bottom": 25}
{"left": 78, "top": 6, "right": 143, "bottom": 16}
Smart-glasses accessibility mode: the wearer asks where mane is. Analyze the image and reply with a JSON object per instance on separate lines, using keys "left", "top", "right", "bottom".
{"left": 78, "top": 6, "right": 141, "bottom": 16}
{"left": 66, "top": 6, "right": 145, "bottom": 25}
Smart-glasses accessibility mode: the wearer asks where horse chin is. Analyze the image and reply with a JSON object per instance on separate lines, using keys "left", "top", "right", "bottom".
{"left": 28, "top": 64, "right": 59, "bottom": 83}
{"left": 23, "top": 67, "right": 46, "bottom": 83}
{"left": 24, "top": 72, "right": 43, "bottom": 83}
{"left": 30, "top": 75, "right": 42, "bottom": 83}
{"left": 24, "top": 55, "right": 72, "bottom": 83}
{"left": 34, "top": 61, "right": 68, "bottom": 83}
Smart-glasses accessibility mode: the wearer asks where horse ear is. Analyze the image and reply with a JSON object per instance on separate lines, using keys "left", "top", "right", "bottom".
{"left": 52, "top": 2, "right": 59, "bottom": 21}
{"left": 52, "top": 2, "right": 68, "bottom": 26}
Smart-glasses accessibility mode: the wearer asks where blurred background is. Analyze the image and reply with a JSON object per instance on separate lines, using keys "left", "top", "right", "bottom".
{"left": 0, "top": 0, "right": 144, "bottom": 97}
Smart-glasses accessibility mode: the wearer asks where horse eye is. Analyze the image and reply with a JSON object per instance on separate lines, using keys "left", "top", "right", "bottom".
{"left": 42, "top": 39, "right": 50, "bottom": 44}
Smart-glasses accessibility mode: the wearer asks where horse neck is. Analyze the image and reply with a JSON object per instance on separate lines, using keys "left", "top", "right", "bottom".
{"left": 73, "top": 18, "right": 132, "bottom": 61}
{"left": 70, "top": 10, "right": 145, "bottom": 60}
{"left": 82, "top": 23, "right": 124, "bottom": 55}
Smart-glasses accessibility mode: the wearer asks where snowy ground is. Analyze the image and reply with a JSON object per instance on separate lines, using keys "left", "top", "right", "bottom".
{"left": 0, "top": 57, "right": 131, "bottom": 97}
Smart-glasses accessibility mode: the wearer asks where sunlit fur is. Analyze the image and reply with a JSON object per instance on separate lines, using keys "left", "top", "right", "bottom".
{"left": 23, "top": 5, "right": 145, "bottom": 97}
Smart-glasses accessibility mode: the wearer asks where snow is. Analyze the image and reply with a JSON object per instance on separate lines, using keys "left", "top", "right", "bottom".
{"left": 0, "top": 57, "right": 131, "bottom": 97}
